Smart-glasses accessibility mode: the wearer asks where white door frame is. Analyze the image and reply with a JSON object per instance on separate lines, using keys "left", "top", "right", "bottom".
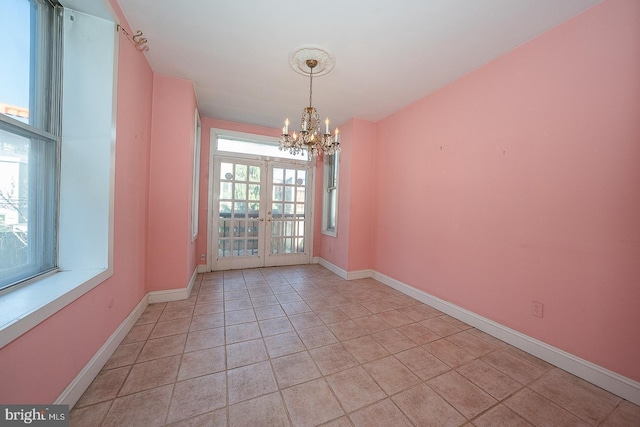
{"left": 206, "top": 129, "right": 315, "bottom": 272}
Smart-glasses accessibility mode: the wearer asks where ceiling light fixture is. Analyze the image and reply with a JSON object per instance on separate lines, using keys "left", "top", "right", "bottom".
{"left": 279, "top": 47, "right": 340, "bottom": 158}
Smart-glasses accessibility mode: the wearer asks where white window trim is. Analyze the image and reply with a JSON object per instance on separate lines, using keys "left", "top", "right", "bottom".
{"left": 0, "top": 1, "right": 117, "bottom": 348}
{"left": 321, "top": 153, "right": 339, "bottom": 237}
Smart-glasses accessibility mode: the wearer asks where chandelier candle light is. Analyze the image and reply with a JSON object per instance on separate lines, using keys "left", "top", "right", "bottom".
{"left": 279, "top": 48, "right": 340, "bottom": 158}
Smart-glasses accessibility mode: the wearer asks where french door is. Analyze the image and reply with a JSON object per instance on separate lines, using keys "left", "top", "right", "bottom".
{"left": 210, "top": 156, "right": 312, "bottom": 270}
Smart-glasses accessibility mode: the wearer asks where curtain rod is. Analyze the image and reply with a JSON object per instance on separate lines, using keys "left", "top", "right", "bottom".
{"left": 116, "top": 24, "right": 149, "bottom": 52}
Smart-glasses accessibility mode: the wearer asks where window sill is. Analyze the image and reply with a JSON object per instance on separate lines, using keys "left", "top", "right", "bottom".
{"left": 0, "top": 268, "right": 111, "bottom": 348}
{"left": 322, "top": 229, "right": 338, "bottom": 238}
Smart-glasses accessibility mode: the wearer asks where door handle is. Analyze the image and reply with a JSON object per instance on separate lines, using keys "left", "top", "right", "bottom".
{"left": 259, "top": 218, "right": 264, "bottom": 222}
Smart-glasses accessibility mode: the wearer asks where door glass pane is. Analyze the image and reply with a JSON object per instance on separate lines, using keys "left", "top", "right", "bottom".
{"left": 234, "top": 201, "right": 246, "bottom": 218}
{"left": 248, "top": 184, "right": 260, "bottom": 200}
{"left": 220, "top": 182, "right": 232, "bottom": 199}
{"left": 235, "top": 182, "right": 247, "bottom": 200}
{"left": 273, "top": 168, "right": 283, "bottom": 184}
{"left": 272, "top": 185, "right": 283, "bottom": 201}
{"left": 285, "top": 169, "right": 295, "bottom": 184}
{"left": 284, "top": 186, "right": 294, "bottom": 202}
{"left": 249, "top": 166, "right": 260, "bottom": 182}
{"left": 235, "top": 164, "right": 247, "bottom": 181}
{"left": 217, "top": 160, "right": 262, "bottom": 260}
{"left": 220, "top": 162, "right": 233, "bottom": 180}
{"left": 297, "top": 170, "right": 306, "bottom": 185}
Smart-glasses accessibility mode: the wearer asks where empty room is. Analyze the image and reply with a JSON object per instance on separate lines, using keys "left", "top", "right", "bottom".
{"left": 0, "top": 0, "right": 638, "bottom": 425}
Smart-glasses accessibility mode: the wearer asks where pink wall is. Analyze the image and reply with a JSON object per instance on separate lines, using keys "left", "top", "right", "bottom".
{"left": 316, "top": 119, "right": 376, "bottom": 272}
{"left": 147, "top": 75, "right": 198, "bottom": 290}
{"left": 373, "top": 0, "right": 640, "bottom": 381}
{"left": 0, "top": 5, "right": 154, "bottom": 403}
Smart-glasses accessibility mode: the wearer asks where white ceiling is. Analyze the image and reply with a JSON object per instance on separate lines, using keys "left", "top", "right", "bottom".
{"left": 116, "top": 0, "right": 601, "bottom": 130}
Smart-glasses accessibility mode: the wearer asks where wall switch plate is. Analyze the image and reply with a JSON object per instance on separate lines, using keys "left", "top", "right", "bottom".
{"left": 532, "top": 301, "right": 544, "bottom": 318}
{"left": 200, "top": 253, "right": 206, "bottom": 261}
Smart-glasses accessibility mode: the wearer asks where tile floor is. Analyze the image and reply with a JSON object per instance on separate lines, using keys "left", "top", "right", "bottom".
{"left": 70, "top": 265, "right": 640, "bottom": 426}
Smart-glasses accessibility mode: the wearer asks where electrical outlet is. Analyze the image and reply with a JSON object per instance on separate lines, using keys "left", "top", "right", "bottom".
{"left": 200, "top": 253, "right": 206, "bottom": 261}
{"left": 532, "top": 301, "right": 544, "bottom": 318}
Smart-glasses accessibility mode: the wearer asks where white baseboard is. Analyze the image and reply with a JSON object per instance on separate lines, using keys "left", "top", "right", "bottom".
{"left": 371, "top": 270, "right": 640, "bottom": 406}
{"left": 311, "top": 256, "right": 320, "bottom": 264}
{"left": 197, "top": 264, "right": 208, "bottom": 273}
{"left": 148, "top": 268, "right": 198, "bottom": 303}
{"left": 346, "top": 269, "right": 374, "bottom": 280}
{"left": 318, "top": 258, "right": 348, "bottom": 279}
{"left": 56, "top": 294, "right": 149, "bottom": 408}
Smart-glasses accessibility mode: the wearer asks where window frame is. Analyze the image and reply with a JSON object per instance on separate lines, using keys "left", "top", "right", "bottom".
{"left": 322, "top": 152, "right": 339, "bottom": 237}
{"left": 0, "top": 0, "right": 118, "bottom": 348}
{"left": 0, "top": 0, "right": 63, "bottom": 292}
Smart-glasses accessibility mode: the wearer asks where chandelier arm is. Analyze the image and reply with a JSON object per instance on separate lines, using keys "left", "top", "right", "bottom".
{"left": 308, "top": 65, "right": 313, "bottom": 108}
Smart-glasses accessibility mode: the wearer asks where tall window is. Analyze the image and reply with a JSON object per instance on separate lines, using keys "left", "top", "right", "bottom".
{"left": 322, "top": 153, "right": 339, "bottom": 235}
{"left": 0, "top": 0, "right": 62, "bottom": 290}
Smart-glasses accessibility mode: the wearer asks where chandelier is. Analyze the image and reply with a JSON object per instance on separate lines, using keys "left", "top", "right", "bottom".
{"left": 279, "top": 48, "right": 340, "bottom": 158}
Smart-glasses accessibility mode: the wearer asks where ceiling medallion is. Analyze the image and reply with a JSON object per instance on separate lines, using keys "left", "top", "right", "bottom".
{"left": 279, "top": 47, "right": 340, "bottom": 158}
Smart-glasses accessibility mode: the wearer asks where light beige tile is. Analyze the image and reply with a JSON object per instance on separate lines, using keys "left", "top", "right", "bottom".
{"left": 226, "top": 338, "right": 268, "bottom": 368}
{"left": 225, "top": 321, "right": 261, "bottom": 344}
{"left": 288, "top": 312, "right": 324, "bottom": 330}
{"left": 601, "top": 400, "right": 640, "bottom": 427}
{"left": 426, "top": 370, "right": 496, "bottom": 419}
{"left": 177, "top": 346, "right": 226, "bottom": 381}
{"left": 376, "top": 310, "right": 414, "bottom": 327}
{"left": 119, "top": 355, "right": 180, "bottom": 396}
{"left": 189, "top": 312, "right": 224, "bottom": 331}
{"left": 395, "top": 346, "right": 450, "bottom": 380}
{"left": 149, "top": 317, "right": 191, "bottom": 339}
{"left": 164, "top": 409, "right": 227, "bottom": 427}
{"left": 138, "top": 334, "right": 187, "bottom": 362}
{"left": 396, "top": 323, "right": 440, "bottom": 345}
{"left": 254, "top": 304, "right": 285, "bottom": 319}
{"left": 69, "top": 401, "right": 111, "bottom": 426}
{"left": 504, "top": 388, "right": 591, "bottom": 426}
{"left": 102, "top": 384, "right": 173, "bottom": 427}
{"left": 166, "top": 373, "right": 227, "bottom": 424}
{"left": 363, "top": 355, "right": 421, "bottom": 395}
{"left": 353, "top": 315, "right": 392, "bottom": 334}
{"left": 184, "top": 327, "right": 224, "bottom": 352}
{"left": 281, "top": 301, "right": 312, "bottom": 315}
{"left": 282, "top": 378, "right": 344, "bottom": 427}
{"left": 456, "top": 358, "right": 522, "bottom": 400}
{"left": 472, "top": 404, "right": 533, "bottom": 427}
{"left": 193, "top": 302, "right": 223, "bottom": 316}
{"left": 121, "top": 323, "right": 154, "bottom": 344}
{"left": 224, "top": 297, "right": 253, "bottom": 312}
{"left": 445, "top": 331, "right": 499, "bottom": 356}
{"left": 397, "top": 305, "right": 435, "bottom": 321}
{"left": 259, "top": 317, "right": 294, "bottom": 336}
{"left": 326, "top": 366, "right": 386, "bottom": 412}
{"left": 316, "top": 308, "right": 351, "bottom": 324}
{"left": 75, "top": 366, "right": 130, "bottom": 407}
{"left": 158, "top": 306, "right": 194, "bottom": 322}
{"left": 228, "top": 392, "right": 289, "bottom": 427}
{"left": 309, "top": 343, "right": 358, "bottom": 375}
{"left": 529, "top": 368, "right": 621, "bottom": 425}
{"left": 227, "top": 361, "right": 278, "bottom": 404}
{"left": 103, "top": 341, "right": 144, "bottom": 370}
{"left": 338, "top": 304, "right": 372, "bottom": 319}
{"left": 263, "top": 331, "right": 305, "bottom": 358}
{"left": 420, "top": 317, "right": 462, "bottom": 337}
{"left": 372, "top": 329, "right": 418, "bottom": 353}
{"left": 424, "top": 338, "right": 475, "bottom": 368}
{"left": 297, "top": 325, "right": 339, "bottom": 348}
{"left": 272, "top": 351, "right": 321, "bottom": 388}
{"left": 326, "top": 320, "right": 367, "bottom": 341}
{"left": 481, "top": 348, "right": 549, "bottom": 384}
{"left": 342, "top": 335, "right": 391, "bottom": 364}
{"left": 225, "top": 308, "right": 256, "bottom": 325}
{"left": 392, "top": 383, "right": 466, "bottom": 427}
{"left": 349, "top": 399, "right": 412, "bottom": 427}
{"left": 251, "top": 295, "right": 281, "bottom": 309}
